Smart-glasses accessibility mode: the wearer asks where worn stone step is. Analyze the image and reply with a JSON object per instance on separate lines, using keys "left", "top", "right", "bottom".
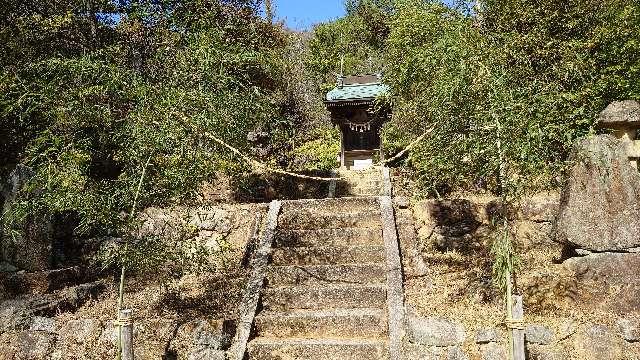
{"left": 337, "top": 168, "right": 383, "bottom": 176}
{"left": 341, "top": 178, "right": 382, "bottom": 185}
{"left": 278, "top": 210, "right": 381, "bottom": 230}
{"left": 353, "top": 188, "right": 382, "bottom": 196}
{"left": 247, "top": 338, "right": 389, "bottom": 360}
{"left": 262, "top": 284, "right": 387, "bottom": 311}
{"left": 266, "top": 264, "right": 387, "bottom": 286}
{"left": 281, "top": 197, "right": 379, "bottom": 214}
{"left": 274, "top": 227, "right": 383, "bottom": 247}
{"left": 254, "top": 308, "right": 387, "bottom": 339}
{"left": 270, "top": 245, "right": 385, "bottom": 266}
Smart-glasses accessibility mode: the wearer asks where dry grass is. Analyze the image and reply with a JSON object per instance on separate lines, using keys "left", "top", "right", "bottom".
{"left": 408, "top": 208, "right": 639, "bottom": 359}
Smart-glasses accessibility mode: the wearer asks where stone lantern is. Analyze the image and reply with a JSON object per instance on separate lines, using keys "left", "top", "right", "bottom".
{"left": 597, "top": 100, "right": 640, "bottom": 168}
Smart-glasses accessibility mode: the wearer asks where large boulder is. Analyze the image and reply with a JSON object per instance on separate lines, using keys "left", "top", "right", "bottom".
{"left": 4, "top": 330, "right": 56, "bottom": 359}
{"left": 555, "top": 135, "right": 640, "bottom": 251}
{"left": 563, "top": 252, "right": 640, "bottom": 314}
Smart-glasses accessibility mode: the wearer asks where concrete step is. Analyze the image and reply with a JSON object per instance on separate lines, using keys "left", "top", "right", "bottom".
{"left": 262, "top": 284, "right": 387, "bottom": 311}
{"left": 266, "top": 264, "right": 387, "bottom": 286}
{"left": 270, "top": 245, "right": 386, "bottom": 266}
{"left": 274, "top": 227, "right": 383, "bottom": 248}
{"left": 278, "top": 210, "right": 381, "bottom": 230}
{"left": 247, "top": 338, "right": 389, "bottom": 360}
{"left": 254, "top": 308, "right": 387, "bottom": 339}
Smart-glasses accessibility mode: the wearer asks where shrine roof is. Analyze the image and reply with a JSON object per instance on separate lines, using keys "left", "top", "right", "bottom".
{"left": 325, "top": 76, "right": 389, "bottom": 103}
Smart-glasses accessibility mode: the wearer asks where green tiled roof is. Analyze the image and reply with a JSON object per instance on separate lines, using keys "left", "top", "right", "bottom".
{"left": 326, "top": 82, "right": 389, "bottom": 102}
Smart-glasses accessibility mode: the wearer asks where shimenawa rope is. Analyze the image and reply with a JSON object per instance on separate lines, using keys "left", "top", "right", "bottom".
{"left": 203, "top": 127, "right": 434, "bottom": 182}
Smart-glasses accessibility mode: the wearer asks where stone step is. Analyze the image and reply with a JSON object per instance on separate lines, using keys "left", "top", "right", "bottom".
{"left": 340, "top": 178, "right": 382, "bottom": 185}
{"left": 274, "top": 227, "right": 383, "bottom": 248}
{"left": 281, "top": 197, "right": 379, "bottom": 214}
{"left": 351, "top": 188, "right": 382, "bottom": 196}
{"left": 338, "top": 182, "right": 382, "bottom": 190}
{"left": 270, "top": 245, "right": 386, "bottom": 266}
{"left": 337, "top": 168, "right": 383, "bottom": 176}
{"left": 266, "top": 264, "right": 387, "bottom": 286}
{"left": 337, "top": 177, "right": 381, "bottom": 185}
{"left": 262, "top": 284, "right": 387, "bottom": 311}
{"left": 337, "top": 172, "right": 381, "bottom": 178}
{"left": 254, "top": 308, "right": 387, "bottom": 339}
{"left": 278, "top": 210, "right": 381, "bottom": 230}
{"left": 247, "top": 338, "right": 389, "bottom": 360}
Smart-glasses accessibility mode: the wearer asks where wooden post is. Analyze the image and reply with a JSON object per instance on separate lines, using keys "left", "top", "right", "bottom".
{"left": 340, "top": 126, "right": 346, "bottom": 168}
{"left": 119, "top": 309, "right": 134, "bottom": 360}
{"left": 511, "top": 295, "right": 525, "bottom": 360}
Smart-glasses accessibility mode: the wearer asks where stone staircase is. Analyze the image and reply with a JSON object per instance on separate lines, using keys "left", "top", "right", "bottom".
{"left": 335, "top": 167, "right": 384, "bottom": 197}
{"left": 246, "top": 197, "right": 393, "bottom": 359}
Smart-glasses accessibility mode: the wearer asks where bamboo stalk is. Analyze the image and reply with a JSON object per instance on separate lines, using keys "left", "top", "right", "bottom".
{"left": 116, "top": 157, "right": 151, "bottom": 360}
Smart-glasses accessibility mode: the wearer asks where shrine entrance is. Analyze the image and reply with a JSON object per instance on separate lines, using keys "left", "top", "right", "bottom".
{"left": 324, "top": 74, "right": 391, "bottom": 170}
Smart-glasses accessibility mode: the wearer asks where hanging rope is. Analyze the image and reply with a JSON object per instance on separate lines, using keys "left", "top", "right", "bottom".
{"left": 201, "top": 127, "right": 434, "bottom": 182}
{"left": 204, "top": 132, "right": 345, "bottom": 182}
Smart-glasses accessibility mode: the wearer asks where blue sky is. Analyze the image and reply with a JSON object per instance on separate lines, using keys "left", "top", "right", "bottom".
{"left": 271, "top": 0, "right": 457, "bottom": 30}
{"left": 271, "top": 0, "right": 347, "bottom": 30}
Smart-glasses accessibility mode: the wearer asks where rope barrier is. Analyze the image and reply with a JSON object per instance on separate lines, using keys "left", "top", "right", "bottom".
{"left": 202, "top": 127, "right": 435, "bottom": 182}
{"left": 204, "top": 132, "right": 344, "bottom": 182}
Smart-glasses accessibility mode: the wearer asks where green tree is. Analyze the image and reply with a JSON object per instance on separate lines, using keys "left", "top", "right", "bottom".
{"left": 0, "top": 0, "right": 293, "bottom": 265}
{"left": 306, "top": 0, "right": 395, "bottom": 91}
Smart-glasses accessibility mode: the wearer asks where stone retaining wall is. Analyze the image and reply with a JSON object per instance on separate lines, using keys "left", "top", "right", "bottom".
{"left": 401, "top": 193, "right": 640, "bottom": 359}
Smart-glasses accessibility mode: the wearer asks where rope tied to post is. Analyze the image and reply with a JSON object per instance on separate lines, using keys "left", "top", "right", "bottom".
{"left": 114, "top": 318, "right": 133, "bottom": 327}
{"left": 504, "top": 317, "right": 525, "bottom": 330}
{"left": 114, "top": 316, "right": 133, "bottom": 327}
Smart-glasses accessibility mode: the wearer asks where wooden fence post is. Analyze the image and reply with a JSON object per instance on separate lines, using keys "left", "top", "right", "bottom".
{"left": 119, "top": 309, "right": 134, "bottom": 360}
{"left": 511, "top": 295, "right": 525, "bottom": 360}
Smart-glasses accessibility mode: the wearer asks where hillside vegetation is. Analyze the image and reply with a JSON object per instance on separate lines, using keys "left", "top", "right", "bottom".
{"left": 308, "top": 0, "right": 640, "bottom": 196}
{"left": 2, "top": 0, "right": 640, "bottom": 248}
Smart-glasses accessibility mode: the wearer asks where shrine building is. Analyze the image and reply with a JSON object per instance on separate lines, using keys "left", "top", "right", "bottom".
{"left": 324, "top": 74, "right": 391, "bottom": 170}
